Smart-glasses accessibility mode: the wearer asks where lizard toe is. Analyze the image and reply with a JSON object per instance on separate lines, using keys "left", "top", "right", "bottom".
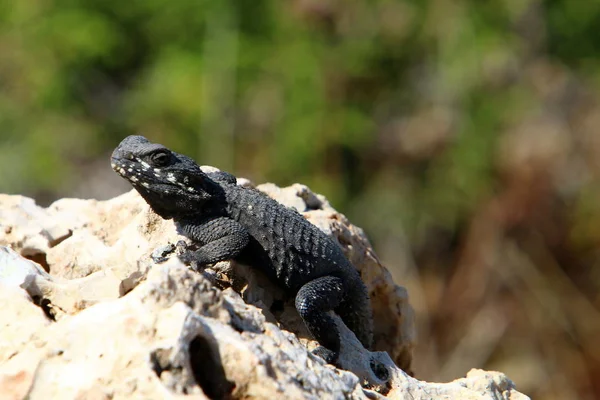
{"left": 177, "top": 251, "right": 198, "bottom": 270}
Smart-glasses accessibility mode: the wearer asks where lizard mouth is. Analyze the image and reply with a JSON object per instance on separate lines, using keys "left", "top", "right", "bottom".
{"left": 111, "top": 156, "right": 166, "bottom": 190}
{"left": 111, "top": 155, "right": 201, "bottom": 197}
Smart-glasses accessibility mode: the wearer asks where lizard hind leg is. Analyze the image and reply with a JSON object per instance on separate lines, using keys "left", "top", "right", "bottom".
{"left": 295, "top": 275, "right": 346, "bottom": 364}
{"left": 335, "top": 280, "right": 374, "bottom": 350}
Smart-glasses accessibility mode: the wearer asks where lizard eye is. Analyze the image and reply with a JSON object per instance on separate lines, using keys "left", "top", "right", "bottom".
{"left": 151, "top": 151, "right": 171, "bottom": 166}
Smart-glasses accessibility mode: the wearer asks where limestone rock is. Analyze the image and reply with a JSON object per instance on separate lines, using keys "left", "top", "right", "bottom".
{"left": 0, "top": 284, "right": 51, "bottom": 363}
{"left": 0, "top": 177, "right": 529, "bottom": 399}
{"left": 0, "top": 259, "right": 526, "bottom": 400}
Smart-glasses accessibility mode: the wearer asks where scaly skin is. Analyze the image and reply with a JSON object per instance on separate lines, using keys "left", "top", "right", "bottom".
{"left": 111, "top": 135, "right": 373, "bottom": 364}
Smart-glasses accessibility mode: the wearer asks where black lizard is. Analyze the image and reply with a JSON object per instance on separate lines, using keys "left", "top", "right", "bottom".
{"left": 111, "top": 135, "right": 373, "bottom": 364}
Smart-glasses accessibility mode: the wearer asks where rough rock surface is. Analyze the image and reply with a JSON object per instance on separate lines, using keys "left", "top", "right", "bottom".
{"left": 0, "top": 175, "right": 529, "bottom": 399}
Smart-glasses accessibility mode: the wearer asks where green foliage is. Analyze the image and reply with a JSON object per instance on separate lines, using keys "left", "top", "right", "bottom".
{"left": 0, "top": 0, "right": 599, "bottom": 234}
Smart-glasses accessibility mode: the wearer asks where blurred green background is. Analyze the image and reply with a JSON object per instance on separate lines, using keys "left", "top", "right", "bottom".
{"left": 2, "top": 0, "right": 600, "bottom": 398}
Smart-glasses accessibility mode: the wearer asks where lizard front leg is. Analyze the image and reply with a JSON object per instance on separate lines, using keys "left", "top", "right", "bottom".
{"left": 176, "top": 217, "right": 250, "bottom": 267}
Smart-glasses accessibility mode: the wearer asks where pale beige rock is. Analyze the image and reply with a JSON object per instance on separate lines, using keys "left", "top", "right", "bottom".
{"left": 386, "top": 368, "right": 529, "bottom": 400}
{"left": 46, "top": 231, "right": 110, "bottom": 278}
{"left": 1, "top": 262, "right": 366, "bottom": 399}
{"left": 0, "top": 177, "right": 530, "bottom": 399}
{"left": 45, "top": 191, "right": 164, "bottom": 281}
{"left": 0, "top": 245, "right": 53, "bottom": 295}
{"left": 0, "top": 284, "right": 51, "bottom": 363}
{"left": 0, "top": 246, "right": 122, "bottom": 320}
{"left": 0, "top": 260, "right": 527, "bottom": 399}
{"left": 0, "top": 194, "right": 64, "bottom": 260}
{"left": 2, "top": 267, "right": 202, "bottom": 399}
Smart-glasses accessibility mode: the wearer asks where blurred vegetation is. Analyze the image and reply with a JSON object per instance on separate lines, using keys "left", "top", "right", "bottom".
{"left": 2, "top": 0, "right": 600, "bottom": 398}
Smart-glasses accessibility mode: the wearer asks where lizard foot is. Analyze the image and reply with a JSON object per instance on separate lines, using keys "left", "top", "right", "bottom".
{"left": 177, "top": 241, "right": 208, "bottom": 271}
{"left": 312, "top": 346, "right": 337, "bottom": 365}
{"left": 177, "top": 251, "right": 198, "bottom": 270}
{"left": 151, "top": 243, "right": 176, "bottom": 264}
{"left": 176, "top": 241, "right": 197, "bottom": 269}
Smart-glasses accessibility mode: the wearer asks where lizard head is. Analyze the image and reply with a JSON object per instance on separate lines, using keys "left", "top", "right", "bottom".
{"left": 111, "top": 135, "right": 214, "bottom": 219}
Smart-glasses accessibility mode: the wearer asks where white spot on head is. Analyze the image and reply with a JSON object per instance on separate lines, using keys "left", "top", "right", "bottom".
{"left": 167, "top": 173, "right": 177, "bottom": 183}
{"left": 141, "top": 161, "right": 151, "bottom": 170}
{"left": 130, "top": 176, "right": 138, "bottom": 182}
{"left": 154, "top": 168, "right": 161, "bottom": 173}
{"left": 127, "top": 168, "right": 133, "bottom": 173}
{"left": 187, "top": 187, "right": 195, "bottom": 192}
{"left": 111, "top": 163, "right": 116, "bottom": 168}
{"left": 141, "top": 182, "right": 150, "bottom": 188}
